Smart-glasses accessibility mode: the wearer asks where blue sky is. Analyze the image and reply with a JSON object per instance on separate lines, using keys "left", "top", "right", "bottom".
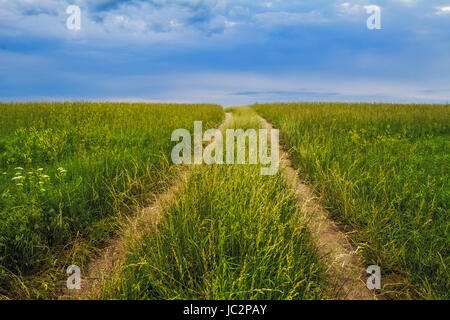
{"left": 0, "top": 0, "right": 449, "bottom": 106}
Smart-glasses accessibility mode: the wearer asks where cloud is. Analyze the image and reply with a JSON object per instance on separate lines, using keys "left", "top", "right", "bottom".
{"left": 0, "top": 0, "right": 338, "bottom": 44}
{"left": 2, "top": 1, "right": 445, "bottom": 47}
{"left": 0, "top": 0, "right": 449, "bottom": 105}
{"left": 394, "top": 0, "right": 418, "bottom": 6}
{"left": 338, "top": 2, "right": 363, "bottom": 16}
{"left": 0, "top": 0, "right": 233, "bottom": 42}
{"left": 252, "top": 10, "right": 330, "bottom": 27}
{"left": 2, "top": 71, "right": 449, "bottom": 106}
{"left": 435, "top": 6, "right": 450, "bottom": 15}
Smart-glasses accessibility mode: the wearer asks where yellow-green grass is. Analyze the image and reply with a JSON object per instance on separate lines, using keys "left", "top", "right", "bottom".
{"left": 0, "top": 102, "right": 224, "bottom": 299}
{"left": 98, "top": 107, "right": 327, "bottom": 300}
{"left": 253, "top": 103, "right": 449, "bottom": 299}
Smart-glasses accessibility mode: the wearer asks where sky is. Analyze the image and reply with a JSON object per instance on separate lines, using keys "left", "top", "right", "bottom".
{"left": 0, "top": 0, "right": 449, "bottom": 106}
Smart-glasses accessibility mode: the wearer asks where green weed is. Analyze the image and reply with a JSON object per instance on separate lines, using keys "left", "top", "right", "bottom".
{"left": 0, "top": 102, "right": 224, "bottom": 299}
{"left": 253, "top": 103, "right": 449, "bottom": 299}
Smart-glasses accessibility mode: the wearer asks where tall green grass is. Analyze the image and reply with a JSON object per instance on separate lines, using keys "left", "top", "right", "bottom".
{"left": 0, "top": 102, "right": 224, "bottom": 299}
{"left": 99, "top": 107, "right": 326, "bottom": 300}
{"left": 253, "top": 103, "right": 449, "bottom": 299}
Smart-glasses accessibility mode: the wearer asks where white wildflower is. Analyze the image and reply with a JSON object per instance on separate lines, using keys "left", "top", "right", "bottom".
{"left": 15, "top": 167, "right": 24, "bottom": 170}
{"left": 40, "top": 188, "right": 46, "bottom": 192}
{"left": 37, "top": 168, "right": 44, "bottom": 171}
{"left": 42, "top": 175, "right": 50, "bottom": 178}
{"left": 12, "top": 176, "right": 23, "bottom": 181}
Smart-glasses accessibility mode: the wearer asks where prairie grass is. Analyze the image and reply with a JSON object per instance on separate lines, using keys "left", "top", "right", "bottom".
{"left": 99, "top": 107, "right": 326, "bottom": 300}
{"left": 253, "top": 103, "right": 449, "bottom": 299}
{"left": 0, "top": 102, "right": 224, "bottom": 299}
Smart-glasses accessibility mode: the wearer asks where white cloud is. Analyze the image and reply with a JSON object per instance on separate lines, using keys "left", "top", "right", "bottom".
{"left": 252, "top": 10, "right": 330, "bottom": 27}
{"left": 0, "top": 0, "right": 343, "bottom": 47}
{"left": 435, "top": 6, "right": 450, "bottom": 15}
{"left": 0, "top": 0, "right": 237, "bottom": 42}
{"left": 395, "top": 0, "right": 418, "bottom": 6}
{"left": 338, "top": 2, "right": 363, "bottom": 16}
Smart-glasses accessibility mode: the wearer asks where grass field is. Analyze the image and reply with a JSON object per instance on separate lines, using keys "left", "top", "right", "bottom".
{"left": 0, "top": 102, "right": 448, "bottom": 300}
{"left": 253, "top": 103, "right": 449, "bottom": 299}
{"left": 0, "top": 102, "right": 224, "bottom": 299}
{"left": 98, "top": 107, "right": 326, "bottom": 300}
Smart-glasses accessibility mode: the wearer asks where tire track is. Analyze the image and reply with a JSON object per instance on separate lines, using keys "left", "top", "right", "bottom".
{"left": 60, "top": 113, "right": 233, "bottom": 299}
{"left": 258, "top": 115, "right": 380, "bottom": 300}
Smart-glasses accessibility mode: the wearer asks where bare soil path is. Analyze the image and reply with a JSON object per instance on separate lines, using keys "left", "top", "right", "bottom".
{"left": 258, "top": 115, "right": 379, "bottom": 300}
